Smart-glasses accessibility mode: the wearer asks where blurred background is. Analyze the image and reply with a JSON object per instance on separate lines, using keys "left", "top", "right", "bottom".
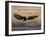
{"left": 12, "top": 5, "right": 41, "bottom": 31}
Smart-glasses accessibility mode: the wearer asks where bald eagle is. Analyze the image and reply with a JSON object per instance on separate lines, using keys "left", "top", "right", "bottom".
{"left": 14, "top": 14, "right": 38, "bottom": 22}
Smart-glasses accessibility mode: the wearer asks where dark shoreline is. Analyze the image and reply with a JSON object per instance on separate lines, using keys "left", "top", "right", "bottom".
{"left": 12, "top": 25, "right": 41, "bottom": 31}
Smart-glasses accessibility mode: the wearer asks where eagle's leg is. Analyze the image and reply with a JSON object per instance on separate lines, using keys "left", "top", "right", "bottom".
{"left": 23, "top": 17, "right": 26, "bottom": 22}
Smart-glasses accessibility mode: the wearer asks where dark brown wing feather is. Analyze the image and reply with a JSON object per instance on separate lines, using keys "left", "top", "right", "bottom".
{"left": 14, "top": 14, "right": 23, "bottom": 20}
{"left": 27, "top": 16, "right": 38, "bottom": 20}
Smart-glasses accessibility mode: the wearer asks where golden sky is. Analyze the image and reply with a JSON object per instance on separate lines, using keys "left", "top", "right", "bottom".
{"left": 12, "top": 6, "right": 41, "bottom": 16}
{"left": 12, "top": 6, "right": 41, "bottom": 26}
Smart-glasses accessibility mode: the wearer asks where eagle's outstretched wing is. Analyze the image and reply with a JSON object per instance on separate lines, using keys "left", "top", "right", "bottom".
{"left": 14, "top": 14, "right": 23, "bottom": 20}
{"left": 14, "top": 14, "right": 38, "bottom": 21}
{"left": 27, "top": 16, "right": 38, "bottom": 20}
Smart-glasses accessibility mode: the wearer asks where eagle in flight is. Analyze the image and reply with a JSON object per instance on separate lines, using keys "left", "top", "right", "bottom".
{"left": 14, "top": 14, "right": 38, "bottom": 22}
